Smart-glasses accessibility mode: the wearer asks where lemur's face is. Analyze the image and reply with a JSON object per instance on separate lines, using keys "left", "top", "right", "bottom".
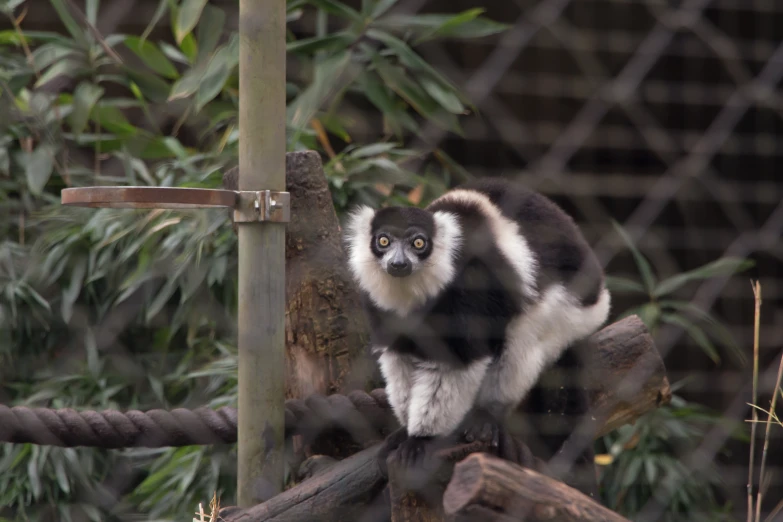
{"left": 370, "top": 207, "right": 435, "bottom": 278}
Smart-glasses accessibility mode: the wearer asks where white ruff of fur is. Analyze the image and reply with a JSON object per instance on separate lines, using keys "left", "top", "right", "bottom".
{"left": 477, "top": 285, "right": 612, "bottom": 410}
{"left": 343, "top": 206, "right": 462, "bottom": 315}
{"left": 429, "top": 189, "right": 539, "bottom": 299}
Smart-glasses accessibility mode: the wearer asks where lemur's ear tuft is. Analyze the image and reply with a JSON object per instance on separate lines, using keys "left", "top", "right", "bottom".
{"left": 342, "top": 205, "right": 376, "bottom": 251}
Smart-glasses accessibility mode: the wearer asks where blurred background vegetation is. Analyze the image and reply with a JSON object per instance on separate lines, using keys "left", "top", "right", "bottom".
{"left": 0, "top": 0, "right": 769, "bottom": 521}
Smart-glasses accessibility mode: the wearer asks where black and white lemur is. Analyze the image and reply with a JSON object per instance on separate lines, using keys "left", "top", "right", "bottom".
{"left": 343, "top": 177, "right": 611, "bottom": 493}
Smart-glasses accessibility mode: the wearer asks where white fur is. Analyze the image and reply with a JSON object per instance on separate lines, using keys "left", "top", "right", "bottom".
{"left": 406, "top": 356, "right": 491, "bottom": 437}
{"left": 343, "top": 206, "right": 462, "bottom": 315}
{"left": 378, "top": 349, "right": 414, "bottom": 427}
{"left": 429, "top": 189, "right": 539, "bottom": 299}
{"left": 476, "top": 285, "right": 611, "bottom": 410}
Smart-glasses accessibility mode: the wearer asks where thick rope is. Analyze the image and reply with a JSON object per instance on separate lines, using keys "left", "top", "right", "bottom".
{"left": 0, "top": 389, "right": 397, "bottom": 449}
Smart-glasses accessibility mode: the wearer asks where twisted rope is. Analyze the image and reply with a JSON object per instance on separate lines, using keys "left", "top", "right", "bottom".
{"left": 0, "top": 389, "right": 397, "bottom": 449}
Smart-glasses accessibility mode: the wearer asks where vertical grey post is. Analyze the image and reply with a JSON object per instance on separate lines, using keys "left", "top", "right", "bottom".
{"left": 237, "top": 0, "right": 286, "bottom": 507}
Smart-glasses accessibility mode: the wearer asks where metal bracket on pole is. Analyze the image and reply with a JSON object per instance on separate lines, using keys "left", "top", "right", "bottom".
{"left": 233, "top": 190, "right": 290, "bottom": 223}
{"left": 61, "top": 186, "right": 291, "bottom": 224}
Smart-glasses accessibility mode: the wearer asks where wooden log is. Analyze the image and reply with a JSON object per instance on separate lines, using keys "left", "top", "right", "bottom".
{"left": 224, "top": 152, "right": 373, "bottom": 401}
{"left": 443, "top": 453, "right": 631, "bottom": 521}
{"left": 297, "top": 454, "right": 339, "bottom": 481}
{"left": 222, "top": 444, "right": 388, "bottom": 522}
{"left": 222, "top": 315, "right": 669, "bottom": 522}
{"left": 584, "top": 314, "right": 671, "bottom": 437}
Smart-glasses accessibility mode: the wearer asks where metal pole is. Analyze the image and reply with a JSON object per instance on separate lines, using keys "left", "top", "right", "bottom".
{"left": 237, "top": 0, "right": 286, "bottom": 507}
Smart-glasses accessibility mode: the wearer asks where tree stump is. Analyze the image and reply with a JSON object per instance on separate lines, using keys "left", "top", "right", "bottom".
{"left": 224, "top": 152, "right": 373, "bottom": 400}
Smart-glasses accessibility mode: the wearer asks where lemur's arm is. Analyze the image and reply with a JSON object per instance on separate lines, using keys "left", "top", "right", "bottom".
{"left": 377, "top": 350, "right": 415, "bottom": 428}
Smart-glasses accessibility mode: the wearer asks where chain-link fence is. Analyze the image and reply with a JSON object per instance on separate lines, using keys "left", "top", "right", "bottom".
{"left": 1, "top": 0, "right": 782, "bottom": 520}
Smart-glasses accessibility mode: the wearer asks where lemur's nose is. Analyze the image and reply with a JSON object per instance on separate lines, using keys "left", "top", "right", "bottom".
{"left": 388, "top": 258, "right": 412, "bottom": 277}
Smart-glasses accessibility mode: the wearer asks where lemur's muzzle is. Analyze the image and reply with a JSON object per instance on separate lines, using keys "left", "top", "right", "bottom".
{"left": 387, "top": 250, "right": 412, "bottom": 277}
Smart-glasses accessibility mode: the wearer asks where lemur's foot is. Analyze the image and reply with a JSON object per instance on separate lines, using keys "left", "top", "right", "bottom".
{"left": 395, "top": 435, "right": 434, "bottom": 469}
{"left": 390, "top": 435, "right": 450, "bottom": 495}
{"left": 376, "top": 427, "right": 409, "bottom": 477}
{"left": 461, "top": 408, "right": 502, "bottom": 449}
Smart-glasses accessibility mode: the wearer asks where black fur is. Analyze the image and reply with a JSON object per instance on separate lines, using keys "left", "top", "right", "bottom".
{"left": 456, "top": 177, "right": 605, "bottom": 306}
{"left": 370, "top": 207, "right": 434, "bottom": 260}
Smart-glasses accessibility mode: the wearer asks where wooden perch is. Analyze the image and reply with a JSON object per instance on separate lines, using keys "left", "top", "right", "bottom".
{"left": 222, "top": 444, "right": 389, "bottom": 522}
{"left": 222, "top": 314, "right": 669, "bottom": 522}
{"left": 443, "top": 453, "right": 630, "bottom": 521}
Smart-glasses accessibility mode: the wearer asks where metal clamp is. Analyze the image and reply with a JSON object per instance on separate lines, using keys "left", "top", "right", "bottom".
{"left": 233, "top": 190, "right": 290, "bottom": 223}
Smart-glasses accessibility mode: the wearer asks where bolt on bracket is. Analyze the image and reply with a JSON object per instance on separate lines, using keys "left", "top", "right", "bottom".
{"left": 233, "top": 190, "right": 290, "bottom": 223}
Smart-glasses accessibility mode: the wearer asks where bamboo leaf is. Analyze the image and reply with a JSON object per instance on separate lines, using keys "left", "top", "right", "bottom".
{"left": 125, "top": 68, "right": 172, "bottom": 103}
{"left": 141, "top": 0, "right": 170, "bottom": 41}
{"left": 179, "top": 32, "right": 198, "bottom": 61}
{"left": 0, "top": 0, "right": 26, "bottom": 14}
{"left": 69, "top": 81, "right": 104, "bottom": 136}
{"left": 419, "top": 75, "right": 464, "bottom": 114}
{"left": 27, "top": 451, "right": 42, "bottom": 499}
{"left": 378, "top": 9, "right": 509, "bottom": 42}
{"left": 49, "top": 0, "right": 90, "bottom": 48}
{"left": 61, "top": 257, "right": 87, "bottom": 323}
{"left": 194, "top": 39, "right": 237, "bottom": 110}
{"left": 174, "top": 0, "right": 208, "bottom": 44}
{"left": 286, "top": 32, "right": 355, "bottom": 54}
{"left": 367, "top": 29, "right": 461, "bottom": 93}
{"left": 605, "top": 275, "right": 647, "bottom": 295}
{"left": 91, "top": 103, "right": 138, "bottom": 136}
{"left": 85, "top": 0, "right": 99, "bottom": 25}
{"left": 54, "top": 458, "right": 71, "bottom": 494}
{"left": 34, "top": 58, "right": 81, "bottom": 88}
{"left": 611, "top": 220, "right": 656, "bottom": 294}
{"left": 661, "top": 313, "right": 720, "bottom": 363}
{"left": 372, "top": 56, "right": 461, "bottom": 134}
{"left": 195, "top": 3, "right": 226, "bottom": 61}
{"left": 22, "top": 144, "right": 56, "bottom": 195}
{"left": 32, "top": 43, "right": 79, "bottom": 71}
{"left": 659, "top": 300, "right": 745, "bottom": 365}
{"left": 168, "top": 60, "right": 208, "bottom": 101}
{"left": 124, "top": 36, "right": 179, "bottom": 78}
{"left": 305, "top": 0, "right": 361, "bottom": 21}
{"left": 369, "top": 0, "right": 397, "bottom": 18}
{"left": 653, "top": 257, "right": 755, "bottom": 298}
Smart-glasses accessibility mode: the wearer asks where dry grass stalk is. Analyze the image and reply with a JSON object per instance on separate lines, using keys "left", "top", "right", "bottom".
{"left": 755, "top": 350, "right": 783, "bottom": 522}
{"left": 747, "top": 280, "right": 761, "bottom": 522}
{"left": 193, "top": 492, "right": 221, "bottom": 522}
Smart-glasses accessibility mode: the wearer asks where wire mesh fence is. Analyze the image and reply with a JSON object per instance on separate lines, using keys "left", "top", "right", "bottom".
{"left": 0, "top": 0, "right": 782, "bottom": 521}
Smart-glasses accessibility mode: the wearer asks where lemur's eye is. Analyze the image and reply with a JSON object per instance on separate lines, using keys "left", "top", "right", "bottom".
{"left": 413, "top": 238, "right": 426, "bottom": 250}
{"left": 377, "top": 235, "right": 390, "bottom": 248}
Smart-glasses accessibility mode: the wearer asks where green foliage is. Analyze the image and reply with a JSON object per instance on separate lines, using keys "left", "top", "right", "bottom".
{"left": 606, "top": 220, "right": 754, "bottom": 365}
{"left": 597, "top": 222, "right": 754, "bottom": 520}
{"left": 0, "top": 0, "right": 506, "bottom": 519}
{"left": 597, "top": 386, "right": 741, "bottom": 521}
